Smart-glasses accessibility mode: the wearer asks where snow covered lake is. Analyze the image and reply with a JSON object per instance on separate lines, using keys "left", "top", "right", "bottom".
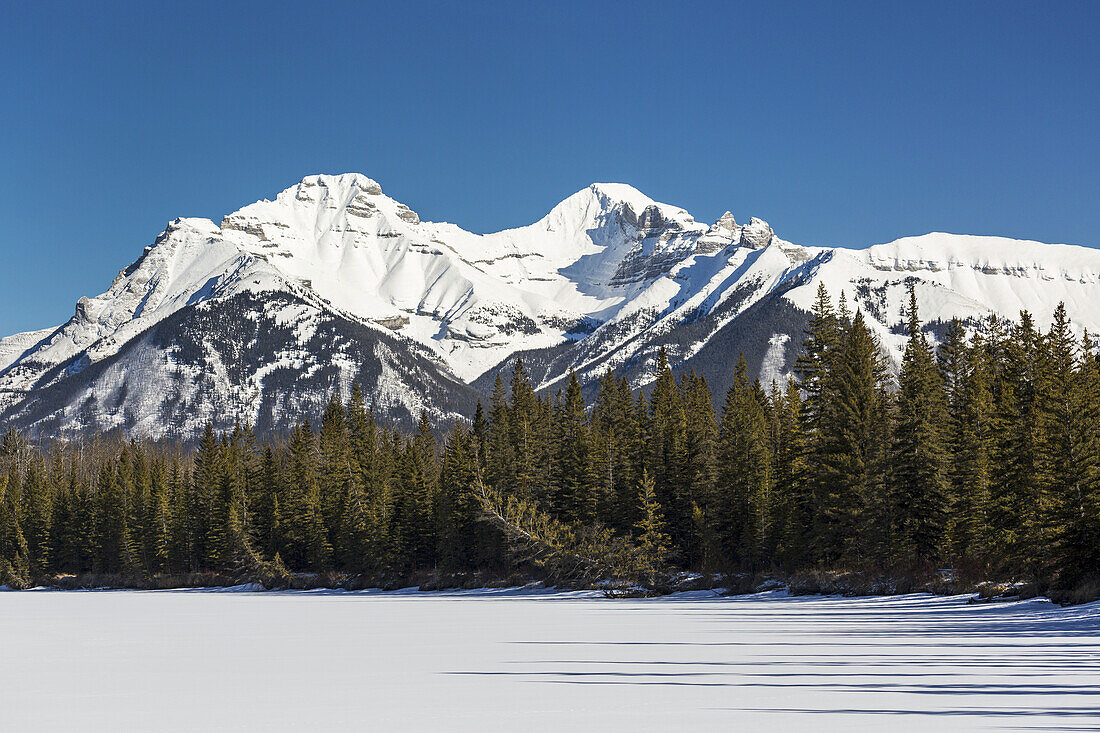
{"left": 1, "top": 589, "right": 1097, "bottom": 732}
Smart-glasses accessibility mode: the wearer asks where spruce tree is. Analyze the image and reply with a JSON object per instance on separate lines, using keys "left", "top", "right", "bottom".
{"left": 281, "top": 422, "right": 331, "bottom": 571}
{"left": 19, "top": 458, "right": 53, "bottom": 576}
{"left": 436, "top": 425, "right": 481, "bottom": 571}
{"left": 94, "top": 460, "right": 136, "bottom": 574}
{"left": 771, "top": 378, "right": 812, "bottom": 568}
{"left": 318, "top": 393, "right": 354, "bottom": 561}
{"left": 254, "top": 445, "right": 282, "bottom": 560}
{"left": 948, "top": 332, "right": 994, "bottom": 560}
{"left": 988, "top": 311, "right": 1043, "bottom": 573}
{"left": 1037, "top": 306, "right": 1100, "bottom": 585}
{"left": 795, "top": 282, "right": 841, "bottom": 432}
{"left": 716, "top": 356, "right": 772, "bottom": 570}
{"left": 509, "top": 358, "right": 541, "bottom": 500}
{"left": 648, "top": 348, "right": 691, "bottom": 556}
{"left": 0, "top": 472, "right": 27, "bottom": 569}
{"left": 890, "top": 285, "right": 950, "bottom": 566}
{"left": 486, "top": 373, "right": 515, "bottom": 496}
{"left": 813, "top": 308, "right": 890, "bottom": 565}
{"left": 553, "top": 371, "right": 595, "bottom": 523}
{"left": 680, "top": 372, "right": 718, "bottom": 568}
{"left": 633, "top": 469, "right": 670, "bottom": 573}
{"left": 146, "top": 456, "right": 171, "bottom": 574}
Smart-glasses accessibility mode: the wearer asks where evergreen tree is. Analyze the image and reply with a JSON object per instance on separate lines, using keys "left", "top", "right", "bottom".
{"left": 254, "top": 445, "right": 282, "bottom": 560}
{"left": 318, "top": 393, "right": 355, "bottom": 561}
{"left": 509, "top": 357, "right": 542, "bottom": 501}
{"left": 553, "top": 371, "right": 595, "bottom": 523}
{"left": 795, "top": 282, "right": 841, "bottom": 432}
{"left": 94, "top": 460, "right": 135, "bottom": 574}
{"left": 813, "top": 309, "right": 890, "bottom": 564}
{"left": 20, "top": 458, "right": 53, "bottom": 575}
{"left": 890, "top": 285, "right": 950, "bottom": 565}
{"left": 633, "top": 469, "right": 670, "bottom": 573}
{"left": 191, "top": 424, "right": 220, "bottom": 568}
{"left": 392, "top": 413, "right": 438, "bottom": 569}
{"left": 988, "top": 311, "right": 1043, "bottom": 572}
{"left": 280, "top": 422, "right": 331, "bottom": 570}
{"left": 716, "top": 356, "right": 772, "bottom": 570}
{"left": 1037, "top": 306, "right": 1100, "bottom": 585}
{"left": 146, "top": 456, "right": 171, "bottom": 574}
{"left": 648, "top": 348, "right": 691, "bottom": 557}
{"left": 947, "top": 332, "right": 994, "bottom": 559}
{"left": 771, "top": 379, "right": 812, "bottom": 568}
{"left": 680, "top": 372, "right": 718, "bottom": 569}
{"left": 436, "top": 425, "right": 482, "bottom": 571}
{"left": 0, "top": 472, "right": 27, "bottom": 568}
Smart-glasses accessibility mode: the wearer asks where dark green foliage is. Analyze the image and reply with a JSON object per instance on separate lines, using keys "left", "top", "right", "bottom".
{"left": 716, "top": 356, "right": 771, "bottom": 570}
{"left": 890, "top": 285, "right": 950, "bottom": 565}
{"left": 812, "top": 308, "right": 891, "bottom": 565}
{"left": 0, "top": 301, "right": 1095, "bottom": 596}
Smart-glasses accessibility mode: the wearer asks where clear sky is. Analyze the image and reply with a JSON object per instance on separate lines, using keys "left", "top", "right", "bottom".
{"left": 1, "top": 0, "right": 1097, "bottom": 336}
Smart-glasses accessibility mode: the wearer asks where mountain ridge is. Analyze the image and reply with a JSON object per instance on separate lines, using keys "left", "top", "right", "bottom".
{"left": 2, "top": 172, "right": 1097, "bottom": 438}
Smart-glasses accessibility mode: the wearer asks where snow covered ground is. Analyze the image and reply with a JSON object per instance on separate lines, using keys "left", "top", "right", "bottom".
{"left": 0, "top": 589, "right": 1096, "bottom": 732}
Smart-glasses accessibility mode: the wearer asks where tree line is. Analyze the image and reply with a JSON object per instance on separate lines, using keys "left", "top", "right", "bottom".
{"left": 0, "top": 283, "right": 1097, "bottom": 592}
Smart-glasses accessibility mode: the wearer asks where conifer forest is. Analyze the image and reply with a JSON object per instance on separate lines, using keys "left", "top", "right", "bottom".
{"left": 1, "top": 285, "right": 1097, "bottom": 599}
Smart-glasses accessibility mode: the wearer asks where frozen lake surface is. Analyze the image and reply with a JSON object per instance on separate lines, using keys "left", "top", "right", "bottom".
{"left": 1, "top": 588, "right": 1097, "bottom": 731}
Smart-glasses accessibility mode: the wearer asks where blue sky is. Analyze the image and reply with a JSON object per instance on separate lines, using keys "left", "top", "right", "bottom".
{"left": 1, "top": 0, "right": 1097, "bottom": 336}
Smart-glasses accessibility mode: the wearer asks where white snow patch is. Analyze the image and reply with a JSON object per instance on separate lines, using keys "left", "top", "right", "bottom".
{"left": 760, "top": 332, "right": 791, "bottom": 386}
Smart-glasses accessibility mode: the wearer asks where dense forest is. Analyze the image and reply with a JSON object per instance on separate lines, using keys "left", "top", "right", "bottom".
{"left": 1, "top": 284, "right": 1097, "bottom": 599}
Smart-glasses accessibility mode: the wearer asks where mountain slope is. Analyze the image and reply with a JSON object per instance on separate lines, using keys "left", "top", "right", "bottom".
{"left": 1, "top": 173, "right": 1096, "bottom": 438}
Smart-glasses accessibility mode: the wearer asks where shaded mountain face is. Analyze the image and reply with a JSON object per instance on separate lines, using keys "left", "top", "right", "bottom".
{"left": 2, "top": 173, "right": 1098, "bottom": 438}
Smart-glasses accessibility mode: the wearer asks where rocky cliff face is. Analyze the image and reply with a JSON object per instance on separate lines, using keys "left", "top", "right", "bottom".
{"left": 1, "top": 173, "right": 1097, "bottom": 438}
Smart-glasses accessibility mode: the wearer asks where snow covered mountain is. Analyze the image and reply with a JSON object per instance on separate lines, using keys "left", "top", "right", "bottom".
{"left": 1, "top": 173, "right": 1097, "bottom": 438}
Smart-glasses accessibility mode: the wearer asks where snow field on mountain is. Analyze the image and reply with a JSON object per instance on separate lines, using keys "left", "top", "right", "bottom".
{"left": 7, "top": 175, "right": 1100, "bottom": 388}
{"left": 3, "top": 172, "right": 1100, "bottom": 437}
{"left": 1, "top": 589, "right": 1096, "bottom": 732}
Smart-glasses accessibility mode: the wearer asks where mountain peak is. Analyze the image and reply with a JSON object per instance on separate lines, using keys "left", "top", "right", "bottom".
{"left": 294, "top": 172, "right": 383, "bottom": 196}
{"left": 585, "top": 182, "right": 654, "bottom": 208}
{"left": 739, "top": 217, "right": 774, "bottom": 249}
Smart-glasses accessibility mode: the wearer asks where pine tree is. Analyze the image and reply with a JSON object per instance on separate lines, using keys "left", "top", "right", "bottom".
{"left": 680, "top": 372, "right": 718, "bottom": 569}
{"left": 19, "top": 458, "right": 53, "bottom": 575}
{"left": 1037, "top": 306, "right": 1100, "bottom": 585}
{"left": 716, "top": 356, "right": 772, "bottom": 570}
{"left": 633, "top": 469, "right": 670, "bottom": 573}
{"left": 165, "top": 459, "right": 191, "bottom": 573}
{"left": 318, "top": 393, "right": 355, "bottom": 562}
{"left": 483, "top": 375, "right": 514, "bottom": 503}
{"left": 254, "top": 445, "right": 282, "bottom": 560}
{"left": 988, "top": 311, "right": 1043, "bottom": 573}
{"left": 192, "top": 424, "right": 221, "bottom": 568}
{"left": 509, "top": 358, "right": 541, "bottom": 501}
{"left": 436, "top": 425, "right": 482, "bottom": 571}
{"left": 947, "top": 332, "right": 994, "bottom": 560}
{"left": 146, "top": 456, "right": 171, "bottom": 574}
{"left": 280, "top": 422, "right": 331, "bottom": 571}
{"left": 392, "top": 413, "right": 438, "bottom": 570}
{"left": 648, "top": 348, "right": 691, "bottom": 557}
{"left": 890, "top": 285, "right": 950, "bottom": 566}
{"left": 795, "top": 282, "right": 841, "bottom": 431}
{"left": 771, "top": 378, "right": 812, "bottom": 568}
{"left": 814, "top": 309, "right": 890, "bottom": 565}
{"left": 553, "top": 371, "right": 596, "bottom": 523}
{"left": 0, "top": 471, "right": 27, "bottom": 569}
{"left": 202, "top": 432, "right": 235, "bottom": 570}
{"left": 50, "top": 465, "right": 81, "bottom": 574}
{"left": 94, "top": 460, "right": 136, "bottom": 574}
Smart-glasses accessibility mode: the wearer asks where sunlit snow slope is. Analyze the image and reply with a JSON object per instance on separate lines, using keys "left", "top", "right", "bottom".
{"left": 1, "top": 173, "right": 1097, "bottom": 438}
